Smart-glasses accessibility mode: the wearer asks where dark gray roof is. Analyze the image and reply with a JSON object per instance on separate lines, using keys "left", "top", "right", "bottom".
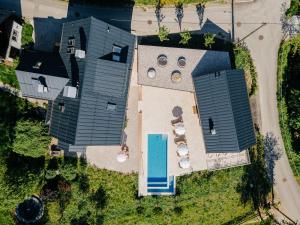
{"left": 0, "top": 9, "right": 12, "bottom": 24}
{"left": 49, "top": 17, "right": 135, "bottom": 148}
{"left": 17, "top": 51, "right": 69, "bottom": 78}
{"left": 16, "top": 51, "right": 69, "bottom": 100}
{"left": 194, "top": 69, "right": 256, "bottom": 153}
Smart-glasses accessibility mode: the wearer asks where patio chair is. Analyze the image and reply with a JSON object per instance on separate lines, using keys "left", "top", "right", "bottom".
{"left": 174, "top": 135, "right": 187, "bottom": 145}
{"left": 171, "top": 116, "right": 183, "bottom": 126}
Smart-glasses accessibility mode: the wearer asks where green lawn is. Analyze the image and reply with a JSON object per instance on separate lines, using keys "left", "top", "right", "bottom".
{"left": 0, "top": 91, "right": 255, "bottom": 224}
{"left": 65, "top": 0, "right": 218, "bottom": 6}
{"left": 277, "top": 38, "right": 300, "bottom": 184}
{"left": 0, "top": 60, "right": 19, "bottom": 89}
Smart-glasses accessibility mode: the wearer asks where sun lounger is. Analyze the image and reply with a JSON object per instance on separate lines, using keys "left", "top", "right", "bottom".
{"left": 171, "top": 116, "right": 183, "bottom": 126}
{"left": 174, "top": 135, "right": 186, "bottom": 145}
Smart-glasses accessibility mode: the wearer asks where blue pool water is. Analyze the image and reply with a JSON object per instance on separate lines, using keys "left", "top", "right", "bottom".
{"left": 147, "top": 134, "right": 168, "bottom": 183}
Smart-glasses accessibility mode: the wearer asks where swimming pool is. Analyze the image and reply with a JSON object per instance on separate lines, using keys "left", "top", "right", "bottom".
{"left": 147, "top": 134, "right": 168, "bottom": 184}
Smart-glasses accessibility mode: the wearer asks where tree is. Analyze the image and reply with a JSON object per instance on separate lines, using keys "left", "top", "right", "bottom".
{"left": 179, "top": 30, "right": 191, "bottom": 45}
{"left": 12, "top": 120, "right": 50, "bottom": 158}
{"left": 289, "top": 35, "right": 300, "bottom": 55}
{"left": 158, "top": 25, "right": 170, "bottom": 42}
{"left": 204, "top": 33, "right": 215, "bottom": 48}
{"left": 288, "top": 88, "right": 300, "bottom": 130}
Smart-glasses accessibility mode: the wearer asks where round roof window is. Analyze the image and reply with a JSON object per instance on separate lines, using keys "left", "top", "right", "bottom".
{"left": 147, "top": 68, "right": 156, "bottom": 79}
{"left": 157, "top": 54, "right": 168, "bottom": 67}
{"left": 178, "top": 56, "right": 186, "bottom": 68}
{"left": 171, "top": 70, "right": 182, "bottom": 83}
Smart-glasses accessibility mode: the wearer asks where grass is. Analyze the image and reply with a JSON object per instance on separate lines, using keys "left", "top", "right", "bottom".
{"left": 277, "top": 39, "right": 300, "bottom": 184}
{"left": 0, "top": 59, "right": 19, "bottom": 89}
{"left": 0, "top": 90, "right": 254, "bottom": 224}
{"left": 234, "top": 43, "right": 258, "bottom": 96}
{"left": 64, "top": 0, "right": 219, "bottom": 6}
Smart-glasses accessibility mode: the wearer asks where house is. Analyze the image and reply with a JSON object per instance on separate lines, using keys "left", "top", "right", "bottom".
{"left": 16, "top": 16, "right": 255, "bottom": 196}
{"left": 0, "top": 9, "right": 22, "bottom": 61}
{"left": 16, "top": 17, "right": 135, "bottom": 152}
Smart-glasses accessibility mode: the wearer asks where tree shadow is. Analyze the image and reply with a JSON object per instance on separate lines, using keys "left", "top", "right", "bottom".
{"left": 5, "top": 152, "right": 45, "bottom": 190}
{"left": 196, "top": 4, "right": 205, "bottom": 28}
{"left": 236, "top": 134, "right": 272, "bottom": 216}
{"left": 264, "top": 132, "right": 282, "bottom": 202}
{"left": 175, "top": 2, "right": 184, "bottom": 31}
{"left": 91, "top": 186, "right": 108, "bottom": 210}
{"left": 155, "top": 2, "right": 165, "bottom": 28}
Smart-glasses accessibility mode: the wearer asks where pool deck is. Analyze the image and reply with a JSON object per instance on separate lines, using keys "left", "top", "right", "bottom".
{"left": 138, "top": 85, "right": 208, "bottom": 196}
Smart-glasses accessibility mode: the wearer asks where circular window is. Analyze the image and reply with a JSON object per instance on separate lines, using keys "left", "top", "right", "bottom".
{"left": 178, "top": 56, "right": 186, "bottom": 68}
{"left": 171, "top": 70, "right": 182, "bottom": 83}
{"left": 157, "top": 54, "right": 168, "bottom": 67}
{"left": 147, "top": 68, "right": 156, "bottom": 79}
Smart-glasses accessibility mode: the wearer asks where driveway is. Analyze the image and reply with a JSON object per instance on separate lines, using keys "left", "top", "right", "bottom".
{"left": 0, "top": 0, "right": 299, "bottom": 221}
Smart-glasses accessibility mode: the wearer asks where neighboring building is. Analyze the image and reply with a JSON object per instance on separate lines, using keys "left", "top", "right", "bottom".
{"left": 0, "top": 9, "right": 22, "bottom": 61}
{"left": 16, "top": 17, "right": 135, "bottom": 152}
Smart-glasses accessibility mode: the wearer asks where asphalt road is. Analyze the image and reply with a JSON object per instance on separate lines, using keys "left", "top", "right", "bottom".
{"left": 0, "top": 0, "right": 300, "bottom": 222}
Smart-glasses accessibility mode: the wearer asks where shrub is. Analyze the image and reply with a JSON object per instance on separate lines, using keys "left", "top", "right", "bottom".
{"left": 153, "top": 206, "right": 163, "bottom": 215}
{"left": 92, "top": 186, "right": 107, "bottom": 209}
{"left": 78, "top": 173, "right": 90, "bottom": 192}
{"left": 21, "top": 22, "right": 34, "bottom": 47}
{"left": 158, "top": 25, "right": 170, "bottom": 42}
{"left": 12, "top": 120, "right": 50, "bottom": 158}
{"left": 45, "top": 169, "right": 58, "bottom": 180}
{"left": 179, "top": 30, "right": 191, "bottom": 45}
{"left": 0, "top": 59, "right": 20, "bottom": 89}
{"left": 136, "top": 206, "right": 145, "bottom": 214}
{"left": 234, "top": 43, "right": 258, "bottom": 96}
{"left": 204, "top": 33, "right": 215, "bottom": 48}
{"left": 60, "top": 163, "right": 77, "bottom": 181}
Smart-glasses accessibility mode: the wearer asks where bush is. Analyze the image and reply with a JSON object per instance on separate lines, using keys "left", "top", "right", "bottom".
{"left": 60, "top": 163, "right": 77, "bottom": 182}
{"left": 179, "top": 30, "right": 191, "bottom": 45}
{"left": 21, "top": 22, "right": 34, "bottom": 47}
{"left": 158, "top": 26, "right": 170, "bottom": 42}
{"left": 204, "top": 33, "right": 215, "bottom": 48}
{"left": 78, "top": 173, "right": 90, "bottom": 192}
{"left": 45, "top": 169, "right": 58, "bottom": 180}
{"left": 0, "top": 59, "right": 20, "bottom": 89}
{"left": 277, "top": 39, "right": 300, "bottom": 183}
{"left": 286, "top": 0, "right": 300, "bottom": 17}
{"left": 234, "top": 43, "right": 258, "bottom": 96}
{"left": 12, "top": 120, "right": 50, "bottom": 158}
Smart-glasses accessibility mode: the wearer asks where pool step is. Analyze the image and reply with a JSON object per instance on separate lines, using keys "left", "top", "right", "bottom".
{"left": 147, "top": 183, "right": 168, "bottom": 188}
{"left": 147, "top": 176, "right": 175, "bottom": 194}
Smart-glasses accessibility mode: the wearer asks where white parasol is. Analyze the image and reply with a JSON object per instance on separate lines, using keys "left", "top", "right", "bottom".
{"left": 179, "top": 157, "right": 191, "bottom": 169}
{"left": 177, "top": 144, "right": 189, "bottom": 157}
{"left": 117, "top": 152, "right": 128, "bottom": 163}
{"left": 175, "top": 123, "right": 186, "bottom": 135}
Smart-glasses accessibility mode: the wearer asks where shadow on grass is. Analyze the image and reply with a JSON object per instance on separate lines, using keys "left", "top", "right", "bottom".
{"left": 5, "top": 152, "right": 45, "bottom": 190}
{"left": 236, "top": 134, "right": 272, "bottom": 217}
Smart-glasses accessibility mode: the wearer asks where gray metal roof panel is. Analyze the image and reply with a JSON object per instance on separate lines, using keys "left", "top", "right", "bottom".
{"left": 51, "top": 17, "right": 135, "bottom": 146}
{"left": 194, "top": 70, "right": 255, "bottom": 153}
{"left": 16, "top": 70, "right": 69, "bottom": 100}
{"left": 0, "top": 9, "right": 12, "bottom": 24}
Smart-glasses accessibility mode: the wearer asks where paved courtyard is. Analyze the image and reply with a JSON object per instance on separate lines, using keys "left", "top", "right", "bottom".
{"left": 138, "top": 85, "right": 207, "bottom": 195}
